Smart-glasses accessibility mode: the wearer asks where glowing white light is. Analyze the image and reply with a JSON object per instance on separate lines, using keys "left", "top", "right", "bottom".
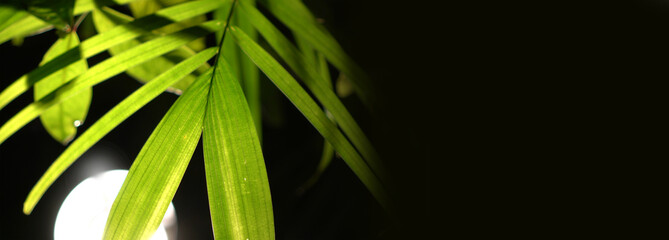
{"left": 73, "top": 120, "right": 82, "bottom": 127}
{"left": 54, "top": 170, "right": 176, "bottom": 240}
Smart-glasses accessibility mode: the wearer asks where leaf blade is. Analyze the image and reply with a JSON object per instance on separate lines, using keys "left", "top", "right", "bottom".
{"left": 0, "top": 20, "right": 224, "bottom": 145}
{"left": 0, "top": 0, "right": 225, "bottom": 111}
{"left": 238, "top": 2, "right": 386, "bottom": 182}
{"left": 258, "top": 0, "right": 376, "bottom": 108}
{"left": 24, "top": 0, "right": 75, "bottom": 31}
{"left": 34, "top": 32, "right": 91, "bottom": 144}
{"left": 0, "top": 13, "right": 51, "bottom": 45}
{"left": 102, "top": 64, "right": 212, "bottom": 240}
{"left": 23, "top": 48, "right": 216, "bottom": 214}
{"left": 230, "top": 26, "right": 392, "bottom": 212}
{"left": 91, "top": 6, "right": 208, "bottom": 94}
{"left": 0, "top": 5, "right": 27, "bottom": 32}
{"left": 203, "top": 55, "right": 274, "bottom": 240}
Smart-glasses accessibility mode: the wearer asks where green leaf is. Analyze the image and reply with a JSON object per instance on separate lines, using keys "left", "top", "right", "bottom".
{"left": 23, "top": 48, "right": 216, "bottom": 215}
{"left": 236, "top": 0, "right": 262, "bottom": 140}
{"left": 0, "top": 4, "right": 27, "bottom": 32}
{"left": 203, "top": 53, "right": 274, "bottom": 240}
{"left": 0, "top": 20, "right": 224, "bottom": 145}
{"left": 0, "top": 13, "right": 51, "bottom": 46}
{"left": 214, "top": 0, "right": 262, "bottom": 137}
{"left": 103, "top": 67, "right": 212, "bottom": 240}
{"left": 0, "top": 0, "right": 225, "bottom": 110}
{"left": 24, "top": 0, "right": 76, "bottom": 31}
{"left": 258, "top": 0, "right": 376, "bottom": 109}
{"left": 91, "top": 6, "right": 208, "bottom": 94}
{"left": 294, "top": 32, "right": 336, "bottom": 193}
{"left": 34, "top": 32, "right": 91, "bottom": 144}
{"left": 73, "top": 0, "right": 137, "bottom": 14}
{"left": 0, "top": 0, "right": 139, "bottom": 46}
{"left": 230, "top": 26, "right": 393, "bottom": 212}
{"left": 237, "top": 1, "right": 386, "bottom": 183}
{"left": 128, "top": 0, "right": 207, "bottom": 52}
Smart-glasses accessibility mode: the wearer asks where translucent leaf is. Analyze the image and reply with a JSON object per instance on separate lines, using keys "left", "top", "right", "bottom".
{"left": 34, "top": 32, "right": 91, "bottom": 144}
{"left": 103, "top": 70, "right": 211, "bottom": 239}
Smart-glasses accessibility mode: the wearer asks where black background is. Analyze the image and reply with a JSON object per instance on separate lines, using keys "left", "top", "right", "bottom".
{"left": 3, "top": 0, "right": 668, "bottom": 239}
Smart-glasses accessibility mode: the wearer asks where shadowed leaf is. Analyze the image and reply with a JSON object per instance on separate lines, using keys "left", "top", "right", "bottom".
{"left": 230, "top": 26, "right": 393, "bottom": 213}
{"left": 238, "top": 1, "right": 386, "bottom": 183}
{"left": 258, "top": 0, "right": 376, "bottom": 109}
{"left": 24, "top": 0, "right": 75, "bottom": 31}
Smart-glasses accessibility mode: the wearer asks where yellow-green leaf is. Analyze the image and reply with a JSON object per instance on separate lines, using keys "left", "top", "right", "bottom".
{"left": 0, "top": 4, "right": 27, "bottom": 32}
{"left": 34, "top": 32, "right": 90, "bottom": 144}
{"left": 0, "top": 0, "right": 225, "bottom": 111}
{"left": 91, "top": 6, "right": 208, "bottom": 94}
{"left": 0, "top": 20, "right": 224, "bottom": 145}
{"left": 128, "top": 0, "right": 207, "bottom": 52}
{"left": 203, "top": 55, "right": 274, "bottom": 240}
{"left": 103, "top": 70, "right": 211, "bottom": 239}
{"left": 24, "top": 48, "right": 216, "bottom": 215}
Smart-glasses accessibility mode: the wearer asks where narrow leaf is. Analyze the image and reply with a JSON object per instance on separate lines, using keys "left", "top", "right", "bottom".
{"left": 24, "top": 48, "right": 216, "bottom": 215}
{"left": 23, "top": 0, "right": 76, "bottom": 31}
{"left": 0, "top": 0, "right": 225, "bottom": 110}
{"left": 0, "top": 5, "right": 27, "bottom": 32}
{"left": 203, "top": 55, "right": 274, "bottom": 240}
{"left": 0, "top": 20, "right": 224, "bottom": 145}
{"left": 91, "top": 6, "right": 208, "bottom": 94}
{"left": 237, "top": 2, "right": 386, "bottom": 182}
{"left": 258, "top": 0, "right": 376, "bottom": 109}
{"left": 0, "top": 13, "right": 51, "bottom": 45}
{"left": 128, "top": 0, "right": 207, "bottom": 52}
{"left": 34, "top": 32, "right": 91, "bottom": 144}
{"left": 236, "top": 0, "right": 262, "bottom": 139}
{"left": 214, "top": 1, "right": 262, "bottom": 136}
{"left": 230, "top": 26, "right": 393, "bottom": 212}
{"left": 103, "top": 69, "right": 211, "bottom": 240}
{"left": 0, "top": 0, "right": 138, "bottom": 46}
{"left": 294, "top": 34, "right": 336, "bottom": 192}
{"left": 73, "top": 0, "right": 137, "bottom": 14}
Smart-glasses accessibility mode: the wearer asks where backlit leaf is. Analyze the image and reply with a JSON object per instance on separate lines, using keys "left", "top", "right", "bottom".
{"left": 203, "top": 54, "right": 274, "bottom": 240}
{"left": 34, "top": 32, "right": 91, "bottom": 144}
{"left": 23, "top": 48, "right": 216, "bottom": 215}
{"left": 128, "top": 0, "right": 207, "bottom": 52}
{"left": 91, "top": 6, "right": 208, "bottom": 94}
{"left": 0, "top": 0, "right": 225, "bottom": 110}
{"left": 103, "top": 68, "right": 211, "bottom": 239}
{"left": 0, "top": 20, "right": 224, "bottom": 145}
